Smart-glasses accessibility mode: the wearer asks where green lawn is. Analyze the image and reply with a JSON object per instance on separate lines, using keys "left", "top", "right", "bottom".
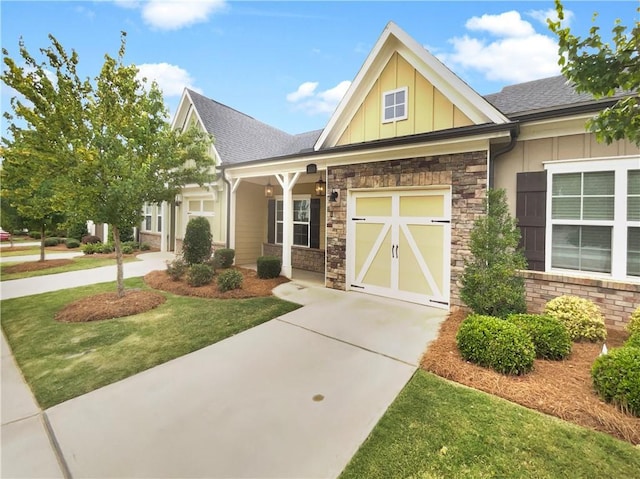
{"left": 0, "top": 255, "right": 136, "bottom": 281}
{"left": 1, "top": 278, "right": 299, "bottom": 408}
{"left": 340, "top": 370, "right": 640, "bottom": 479}
{"left": 0, "top": 245, "right": 63, "bottom": 257}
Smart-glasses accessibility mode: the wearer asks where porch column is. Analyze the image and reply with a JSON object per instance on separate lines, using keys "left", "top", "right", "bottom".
{"left": 103, "top": 223, "right": 109, "bottom": 242}
{"left": 228, "top": 176, "right": 242, "bottom": 250}
{"left": 160, "top": 201, "right": 168, "bottom": 252}
{"left": 276, "top": 172, "right": 301, "bottom": 278}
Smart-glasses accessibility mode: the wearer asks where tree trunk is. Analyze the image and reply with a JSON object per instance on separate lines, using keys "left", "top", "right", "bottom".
{"left": 113, "top": 224, "right": 125, "bottom": 298}
{"left": 39, "top": 223, "right": 45, "bottom": 262}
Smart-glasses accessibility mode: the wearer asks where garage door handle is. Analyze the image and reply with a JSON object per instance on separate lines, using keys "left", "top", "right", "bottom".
{"left": 391, "top": 244, "right": 398, "bottom": 258}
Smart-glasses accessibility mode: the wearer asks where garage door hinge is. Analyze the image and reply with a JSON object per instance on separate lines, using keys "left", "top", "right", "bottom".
{"left": 430, "top": 220, "right": 450, "bottom": 224}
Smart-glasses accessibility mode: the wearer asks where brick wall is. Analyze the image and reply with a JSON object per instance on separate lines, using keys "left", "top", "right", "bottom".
{"left": 326, "top": 151, "right": 488, "bottom": 307}
{"left": 262, "top": 243, "right": 325, "bottom": 273}
{"left": 521, "top": 270, "right": 639, "bottom": 330}
{"left": 139, "top": 232, "right": 160, "bottom": 249}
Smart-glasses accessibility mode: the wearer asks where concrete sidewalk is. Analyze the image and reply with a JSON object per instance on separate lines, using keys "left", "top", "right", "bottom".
{"left": 0, "top": 252, "right": 174, "bottom": 300}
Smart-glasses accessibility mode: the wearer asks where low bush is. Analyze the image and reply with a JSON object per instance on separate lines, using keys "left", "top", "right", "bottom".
{"left": 167, "top": 258, "right": 188, "bottom": 281}
{"left": 140, "top": 242, "right": 151, "bottom": 251}
{"left": 217, "top": 268, "right": 243, "bottom": 292}
{"left": 591, "top": 346, "right": 640, "bottom": 417}
{"left": 183, "top": 217, "right": 212, "bottom": 264}
{"left": 65, "top": 239, "right": 81, "bottom": 249}
{"left": 257, "top": 256, "right": 281, "bottom": 279}
{"left": 544, "top": 295, "right": 607, "bottom": 342}
{"left": 29, "top": 231, "right": 41, "bottom": 239}
{"left": 82, "top": 235, "right": 102, "bottom": 244}
{"left": 625, "top": 333, "right": 640, "bottom": 349}
{"left": 507, "top": 313, "right": 572, "bottom": 360}
{"left": 187, "top": 263, "right": 214, "bottom": 287}
{"left": 214, "top": 248, "right": 235, "bottom": 268}
{"left": 456, "top": 314, "right": 535, "bottom": 375}
{"left": 98, "top": 243, "right": 114, "bottom": 254}
{"left": 627, "top": 307, "right": 640, "bottom": 337}
{"left": 122, "top": 241, "right": 140, "bottom": 251}
{"left": 81, "top": 243, "right": 99, "bottom": 255}
{"left": 121, "top": 245, "right": 134, "bottom": 255}
{"left": 66, "top": 222, "right": 88, "bottom": 241}
{"left": 44, "top": 237, "right": 61, "bottom": 247}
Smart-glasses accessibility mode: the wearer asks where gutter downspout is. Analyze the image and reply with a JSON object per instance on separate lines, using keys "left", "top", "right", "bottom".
{"left": 488, "top": 123, "right": 520, "bottom": 188}
{"left": 219, "top": 165, "right": 232, "bottom": 249}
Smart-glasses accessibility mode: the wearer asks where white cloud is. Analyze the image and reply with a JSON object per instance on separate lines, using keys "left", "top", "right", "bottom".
{"left": 136, "top": 63, "right": 201, "bottom": 96}
{"left": 286, "top": 81, "right": 318, "bottom": 102}
{"left": 528, "top": 8, "right": 574, "bottom": 27}
{"left": 115, "top": 0, "right": 227, "bottom": 30}
{"left": 286, "top": 80, "right": 351, "bottom": 115}
{"left": 439, "top": 11, "right": 561, "bottom": 83}
{"left": 465, "top": 11, "right": 535, "bottom": 37}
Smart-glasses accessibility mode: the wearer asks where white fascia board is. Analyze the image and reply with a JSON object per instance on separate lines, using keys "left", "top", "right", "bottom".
{"left": 170, "top": 89, "right": 192, "bottom": 130}
{"left": 517, "top": 114, "right": 596, "bottom": 141}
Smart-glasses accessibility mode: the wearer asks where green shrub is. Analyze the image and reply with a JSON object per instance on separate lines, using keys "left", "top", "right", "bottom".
{"left": 44, "top": 237, "right": 60, "bottom": 247}
{"left": 65, "top": 238, "right": 81, "bottom": 249}
{"left": 66, "top": 221, "right": 88, "bottom": 241}
{"left": 182, "top": 217, "right": 212, "bottom": 264}
{"left": 591, "top": 347, "right": 640, "bottom": 417}
{"left": 627, "top": 307, "right": 640, "bottom": 337}
{"left": 257, "top": 256, "right": 282, "bottom": 279}
{"left": 214, "top": 248, "right": 235, "bottom": 268}
{"left": 98, "top": 243, "right": 114, "bottom": 254}
{"left": 81, "top": 235, "right": 101, "bottom": 244}
{"left": 187, "top": 263, "right": 214, "bottom": 287}
{"left": 81, "top": 243, "right": 98, "bottom": 255}
{"left": 544, "top": 295, "right": 607, "bottom": 342}
{"left": 625, "top": 333, "right": 640, "bottom": 349}
{"left": 456, "top": 314, "right": 535, "bottom": 375}
{"left": 121, "top": 245, "right": 134, "bottom": 255}
{"left": 140, "top": 242, "right": 151, "bottom": 251}
{"left": 122, "top": 241, "right": 140, "bottom": 251}
{"left": 167, "top": 258, "right": 188, "bottom": 281}
{"left": 217, "top": 269, "right": 243, "bottom": 292}
{"left": 459, "top": 189, "right": 527, "bottom": 318}
{"left": 507, "top": 314, "right": 572, "bottom": 360}
{"left": 29, "top": 231, "right": 41, "bottom": 239}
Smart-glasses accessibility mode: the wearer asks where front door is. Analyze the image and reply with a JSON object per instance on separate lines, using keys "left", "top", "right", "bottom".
{"left": 348, "top": 189, "right": 451, "bottom": 308}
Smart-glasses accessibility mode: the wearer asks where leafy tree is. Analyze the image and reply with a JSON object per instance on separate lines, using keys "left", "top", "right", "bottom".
{"left": 549, "top": 1, "right": 640, "bottom": 146}
{"left": 460, "top": 189, "right": 527, "bottom": 318}
{"left": 2, "top": 33, "right": 215, "bottom": 296}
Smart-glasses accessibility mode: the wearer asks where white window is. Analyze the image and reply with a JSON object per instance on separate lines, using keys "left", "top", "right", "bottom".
{"left": 143, "top": 204, "right": 153, "bottom": 231}
{"left": 546, "top": 157, "right": 640, "bottom": 281}
{"left": 157, "top": 209, "right": 162, "bottom": 233}
{"left": 186, "top": 198, "right": 215, "bottom": 233}
{"left": 276, "top": 196, "right": 310, "bottom": 247}
{"left": 382, "top": 87, "right": 408, "bottom": 123}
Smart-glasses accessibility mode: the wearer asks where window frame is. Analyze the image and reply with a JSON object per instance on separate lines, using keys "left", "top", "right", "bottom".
{"left": 544, "top": 156, "right": 640, "bottom": 281}
{"left": 143, "top": 204, "right": 153, "bottom": 232}
{"left": 275, "top": 195, "right": 311, "bottom": 248}
{"left": 381, "top": 87, "right": 408, "bottom": 124}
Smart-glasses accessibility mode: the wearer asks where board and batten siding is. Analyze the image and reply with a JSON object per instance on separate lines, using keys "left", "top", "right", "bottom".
{"left": 336, "top": 52, "right": 473, "bottom": 146}
{"left": 234, "top": 182, "right": 267, "bottom": 265}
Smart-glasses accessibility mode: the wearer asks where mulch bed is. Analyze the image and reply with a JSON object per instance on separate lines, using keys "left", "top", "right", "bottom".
{"left": 3, "top": 259, "right": 75, "bottom": 273}
{"left": 144, "top": 267, "right": 289, "bottom": 299}
{"left": 421, "top": 310, "right": 640, "bottom": 445}
{"left": 55, "top": 290, "right": 166, "bottom": 323}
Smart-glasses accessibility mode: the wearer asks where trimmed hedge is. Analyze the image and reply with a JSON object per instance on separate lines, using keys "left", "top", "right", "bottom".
{"left": 506, "top": 314, "right": 572, "bottom": 360}
{"left": 182, "top": 217, "right": 212, "bottom": 265}
{"left": 29, "top": 231, "right": 41, "bottom": 239}
{"left": 44, "top": 237, "right": 61, "bottom": 247}
{"left": 187, "top": 263, "right": 214, "bottom": 287}
{"left": 625, "top": 333, "right": 640, "bottom": 349}
{"left": 82, "top": 235, "right": 102, "bottom": 244}
{"left": 627, "top": 307, "right": 640, "bottom": 337}
{"left": 544, "top": 295, "right": 607, "bottom": 342}
{"left": 65, "top": 239, "right": 81, "bottom": 249}
{"left": 214, "top": 248, "right": 235, "bottom": 268}
{"left": 257, "top": 256, "right": 281, "bottom": 279}
{"left": 456, "top": 314, "right": 535, "bottom": 375}
{"left": 591, "top": 346, "right": 640, "bottom": 417}
{"left": 217, "top": 269, "right": 243, "bottom": 292}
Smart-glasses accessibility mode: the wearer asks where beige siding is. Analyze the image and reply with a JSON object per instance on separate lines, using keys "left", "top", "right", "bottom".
{"left": 336, "top": 52, "right": 473, "bottom": 146}
{"left": 235, "top": 182, "right": 266, "bottom": 265}
{"left": 494, "top": 130, "right": 639, "bottom": 216}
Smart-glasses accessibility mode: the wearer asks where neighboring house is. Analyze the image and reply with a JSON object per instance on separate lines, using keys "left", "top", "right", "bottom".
{"left": 144, "top": 22, "right": 639, "bottom": 329}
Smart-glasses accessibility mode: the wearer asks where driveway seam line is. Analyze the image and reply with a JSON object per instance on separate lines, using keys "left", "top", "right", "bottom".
{"left": 276, "top": 318, "right": 418, "bottom": 367}
{"left": 1, "top": 412, "right": 41, "bottom": 426}
{"left": 42, "top": 411, "right": 73, "bottom": 479}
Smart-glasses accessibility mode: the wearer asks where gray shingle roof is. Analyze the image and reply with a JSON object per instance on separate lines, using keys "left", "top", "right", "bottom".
{"left": 483, "top": 75, "right": 627, "bottom": 115}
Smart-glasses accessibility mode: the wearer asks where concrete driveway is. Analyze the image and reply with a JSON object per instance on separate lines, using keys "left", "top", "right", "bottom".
{"left": 45, "top": 285, "right": 446, "bottom": 478}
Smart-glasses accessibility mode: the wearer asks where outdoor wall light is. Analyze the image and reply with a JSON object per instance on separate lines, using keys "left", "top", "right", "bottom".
{"left": 329, "top": 189, "right": 339, "bottom": 202}
{"left": 264, "top": 179, "right": 274, "bottom": 198}
{"left": 175, "top": 194, "right": 183, "bottom": 206}
{"left": 315, "top": 177, "right": 326, "bottom": 196}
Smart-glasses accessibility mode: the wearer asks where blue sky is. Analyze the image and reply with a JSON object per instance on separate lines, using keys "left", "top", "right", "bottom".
{"left": 1, "top": 1, "right": 638, "bottom": 135}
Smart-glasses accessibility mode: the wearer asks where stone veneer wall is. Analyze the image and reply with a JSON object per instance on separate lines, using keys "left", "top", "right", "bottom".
{"left": 139, "top": 232, "right": 160, "bottom": 249}
{"left": 521, "top": 270, "right": 638, "bottom": 330}
{"left": 262, "top": 243, "right": 325, "bottom": 273}
{"left": 326, "top": 151, "right": 488, "bottom": 308}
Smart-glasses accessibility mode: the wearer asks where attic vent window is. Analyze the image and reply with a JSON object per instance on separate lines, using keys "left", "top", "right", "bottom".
{"left": 382, "top": 87, "right": 408, "bottom": 123}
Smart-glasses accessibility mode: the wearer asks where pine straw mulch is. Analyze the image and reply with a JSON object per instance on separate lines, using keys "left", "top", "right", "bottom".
{"left": 55, "top": 290, "right": 167, "bottom": 323}
{"left": 144, "top": 267, "right": 290, "bottom": 299}
{"left": 3, "top": 258, "right": 75, "bottom": 273}
{"left": 421, "top": 310, "right": 640, "bottom": 445}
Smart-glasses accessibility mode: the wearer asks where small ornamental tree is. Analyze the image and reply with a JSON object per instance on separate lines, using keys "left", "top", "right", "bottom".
{"left": 182, "top": 216, "right": 212, "bottom": 265}
{"left": 460, "top": 189, "right": 527, "bottom": 318}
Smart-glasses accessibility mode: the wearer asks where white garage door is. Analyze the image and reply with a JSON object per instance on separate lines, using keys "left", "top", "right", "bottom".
{"left": 347, "top": 189, "right": 451, "bottom": 308}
